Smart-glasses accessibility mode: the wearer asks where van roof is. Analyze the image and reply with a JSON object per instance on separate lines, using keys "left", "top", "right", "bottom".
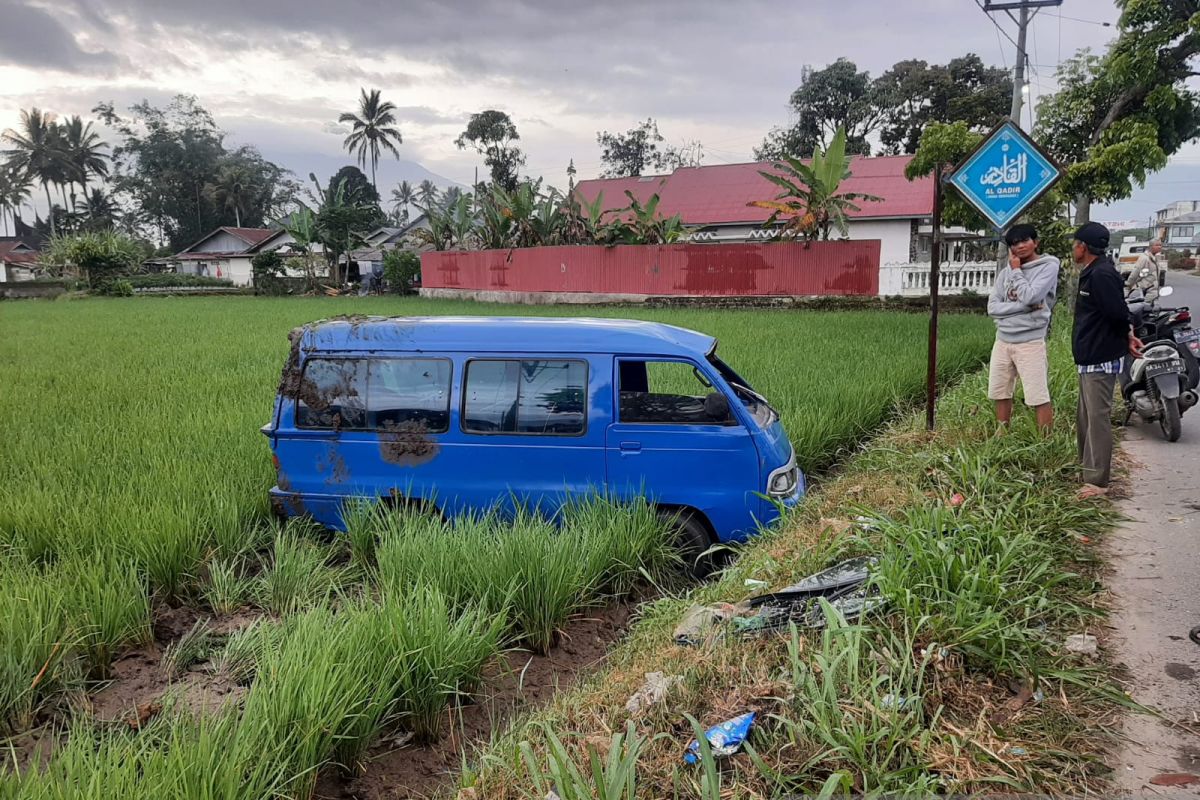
{"left": 297, "top": 316, "right": 718, "bottom": 357}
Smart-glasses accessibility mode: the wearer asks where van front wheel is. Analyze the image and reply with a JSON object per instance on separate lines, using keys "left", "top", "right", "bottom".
{"left": 657, "top": 509, "right": 716, "bottom": 580}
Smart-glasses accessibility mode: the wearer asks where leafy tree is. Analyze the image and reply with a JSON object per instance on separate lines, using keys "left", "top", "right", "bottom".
{"left": 750, "top": 127, "right": 881, "bottom": 242}
{"left": 43, "top": 230, "right": 142, "bottom": 289}
{"left": 94, "top": 95, "right": 294, "bottom": 250}
{"left": 74, "top": 187, "right": 118, "bottom": 232}
{"left": 338, "top": 88, "right": 403, "bottom": 189}
{"left": 309, "top": 172, "right": 383, "bottom": 284}
{"left": 756, "top": 59, "right": 881, "bottom": 159}
{"left": 1037, "top": 1, "right": 1200, "bottom": 223}
{"left": 2, "top": 108, "right": 68, "bottom": 235}
{"left": 596, "top": 119, "right": 667, "bottom": 177}
{"left": 381, "top": 248, "right": 421, "bottom": 293}
{"left": 874, "top": 55, "right": 1011, "bottom": 155}
{"left": 250, "top": 249, "right": 286, "bottom": 293}
{"left": 327, "top": 165, "right": 380, "bottom": 208}
{"left": 278, "top": 205, "right": 320, "bottom": 287}
{"left": 456, "top": 110, "right": 525, "bottom": 192}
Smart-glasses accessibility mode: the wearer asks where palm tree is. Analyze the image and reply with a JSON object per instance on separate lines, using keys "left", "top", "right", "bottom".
{"left": 390, "top": 180, "right": 414, "bottom": 223}
{"left": 338, "top": 89, "right": 403, "bottom": 189}
{"left": 75, "top": 187, "right": 117, "bottom": 231}
{"left": 206, "top": 162, "right": 258, "bottom": 227}
{"left": 2, "top": 108, "right": 68, "bottom": 235}
{"left": 0, "top": 162, "right": 33, "bottom": 236}
{"left": 417, "top": 179, "right": 439, "bottom": 209}
{"left": 61, "top": 115, "right": 109, "bottom": 210}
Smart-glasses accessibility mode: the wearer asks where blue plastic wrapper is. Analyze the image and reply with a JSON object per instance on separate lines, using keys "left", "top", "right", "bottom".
{"left": 684, "top": 711, "right": 756, "bottom": 764}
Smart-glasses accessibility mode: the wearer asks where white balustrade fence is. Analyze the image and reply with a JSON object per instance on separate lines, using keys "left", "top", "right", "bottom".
{"left": 878, "top": 261, "right": 998, "bottom": 298}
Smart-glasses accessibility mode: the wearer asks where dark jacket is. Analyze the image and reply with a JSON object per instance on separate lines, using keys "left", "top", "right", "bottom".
{"left": 1073, "top": 255, "right": 1131, "bottom": 366}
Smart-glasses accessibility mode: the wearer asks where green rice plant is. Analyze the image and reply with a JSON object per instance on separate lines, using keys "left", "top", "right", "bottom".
{"left": 54, "top": 550, "right": 152, "bottom": 679}
{"left": 202, "top": 559, "right": 253, "bottom": 616}
{"left": 209, "top": 618, "right": 289, "bottom": 686}
{"left": 161, "top": 619, "right": 215, "bottom": 679}
{"left": 564, "top": 495, "right": 678, "bottom": 597}
{"left": 254, "top": 529, "right": 341, "bottom": 616}
{"left": 339, "top": 497, "right": 383, "bottom": 569}
{"left": 382, "top": 584, "right": 507, "bottom": 743}
{"left": 0, "top": 565, "right": 77, "bottom": 735}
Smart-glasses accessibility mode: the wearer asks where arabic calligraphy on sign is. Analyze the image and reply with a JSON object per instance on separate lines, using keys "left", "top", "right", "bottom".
{"left": 980, "top": 153, "right": 1027, "bottom": 188}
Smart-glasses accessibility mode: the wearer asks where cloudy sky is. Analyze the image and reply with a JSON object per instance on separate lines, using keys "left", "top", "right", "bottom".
{"left": 0, "top": 0, "right": 1189, "bottom": 222}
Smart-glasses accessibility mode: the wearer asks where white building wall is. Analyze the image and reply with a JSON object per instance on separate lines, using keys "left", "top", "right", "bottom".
{"left": 845, "top": 219, "right": 912, "bottom": 267}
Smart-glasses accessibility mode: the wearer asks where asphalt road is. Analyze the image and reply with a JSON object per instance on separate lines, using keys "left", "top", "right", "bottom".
{"left": 1164, "top": 268, "right": 1200, "bottom": 312}
{"left": 1108, "top": 323, "right": 1200, "bottom": 792}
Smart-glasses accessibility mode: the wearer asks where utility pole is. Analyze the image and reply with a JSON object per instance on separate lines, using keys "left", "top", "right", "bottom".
{"left": 981, "top": 0, "right": 1062, "bottom": 130}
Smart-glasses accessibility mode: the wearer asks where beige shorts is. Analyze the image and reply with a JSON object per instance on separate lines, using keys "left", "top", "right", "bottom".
{"left": 988, "top": 338, "right": 1051, "bottom": 406}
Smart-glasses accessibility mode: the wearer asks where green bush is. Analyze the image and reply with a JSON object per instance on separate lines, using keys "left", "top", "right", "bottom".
{"left": 44, "top": 232, "right": 142, "bottom": 289}
{"left": 127, "top": 274, "right": 234, "bottom": 289}
{"left": 102, "top": 279, "right": 135, "bottom": 297}
{"left": 382, "top": 249, "right": 421, "bottom": 293}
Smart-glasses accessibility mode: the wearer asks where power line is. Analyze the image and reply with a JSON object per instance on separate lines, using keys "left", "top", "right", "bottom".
{"left": 1044, "top": 12, "right": 1112, "bottom": 27}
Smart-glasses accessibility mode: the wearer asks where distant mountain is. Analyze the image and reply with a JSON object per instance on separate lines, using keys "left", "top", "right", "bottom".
{"left": 267, "top": 150, "right": 467, "bottom": 195}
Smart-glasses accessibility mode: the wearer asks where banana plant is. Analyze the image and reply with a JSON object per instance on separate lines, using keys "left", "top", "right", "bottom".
{"left": 748, "top": 127, "right": 880, "bottom": 243}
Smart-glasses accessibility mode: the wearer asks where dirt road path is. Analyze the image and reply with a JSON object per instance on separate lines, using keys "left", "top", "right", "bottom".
{"left": 1109, "top": 408, "right": 1200, "bottom": 794}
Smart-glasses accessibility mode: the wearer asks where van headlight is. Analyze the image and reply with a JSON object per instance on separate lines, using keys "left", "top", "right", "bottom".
{"left": 767, "top": 452, "right": 798, "bottom": 497}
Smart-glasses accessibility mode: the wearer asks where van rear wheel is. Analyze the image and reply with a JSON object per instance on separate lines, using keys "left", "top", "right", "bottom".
{"left": 657, "top": 509, "right": 716, "bottom": 579}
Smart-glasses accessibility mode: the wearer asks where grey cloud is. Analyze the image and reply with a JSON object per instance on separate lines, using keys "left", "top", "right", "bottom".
{"left": 310, "top": 62, "right": 418, "bottom": 89}
{"left": 0, "top": 0, "right": 120, "bottom": 72}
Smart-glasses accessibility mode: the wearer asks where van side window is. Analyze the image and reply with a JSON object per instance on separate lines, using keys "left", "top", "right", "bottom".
{"left": 463, "top": 359, "right": 586, "bottom": 435}
{"left": 367, "top": 359, "right": 451, "bottom": 432}
{"left": 618, "top": 360, "right": 733, "bottom": 425}
{"left": 296, "top": 358, "right": 367, "bottom": 429}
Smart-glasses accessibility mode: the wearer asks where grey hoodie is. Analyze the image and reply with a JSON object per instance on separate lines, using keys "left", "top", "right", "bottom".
{"left": 987, "top": 253, "right": 1060, "bottom": 343}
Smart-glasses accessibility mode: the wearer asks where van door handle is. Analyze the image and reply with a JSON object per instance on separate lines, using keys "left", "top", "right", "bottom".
{"left": 619, "top": 441, "right": 642, "bottom": 453}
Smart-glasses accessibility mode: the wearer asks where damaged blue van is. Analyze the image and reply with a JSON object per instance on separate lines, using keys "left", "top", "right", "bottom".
{"left": 263, "top": 316, "right": 804, "bottom": 561}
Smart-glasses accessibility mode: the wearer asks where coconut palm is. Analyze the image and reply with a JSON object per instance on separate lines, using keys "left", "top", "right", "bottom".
{"left": 61, "top": 115, "right": 109, "bottom": 209}
{"left": 338, "top": 89, "right": 403, "bottom": 189}
{"left": 206, "top": 161, "right": 258, "bottom": 227}
{"left": 390, "top": 180, "right": 414, "bottom": 223}
{"left": 75, "top": 187, "right": 118, "bottom": 231}
{"left": 2, "top": 108, "right": 69, "bottom": 235}
{"left": 0, "top": 162, "right": 33, "bottom": 236}
{"left": 416, "top": 179, "right": 439, "bottom": 209}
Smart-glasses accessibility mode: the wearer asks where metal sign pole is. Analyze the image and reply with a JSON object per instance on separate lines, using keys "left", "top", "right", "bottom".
{"left": 926, "top": 163, "right": 943, "bottom": 431}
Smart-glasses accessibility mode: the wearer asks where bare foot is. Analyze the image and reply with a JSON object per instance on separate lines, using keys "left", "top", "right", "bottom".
{"left": 1077, "top": 483, "right": 1109, "bottom": 500}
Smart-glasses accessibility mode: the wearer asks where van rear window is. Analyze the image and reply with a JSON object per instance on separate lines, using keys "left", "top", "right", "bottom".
{"left": 296, "top": 357, "right": 450, "bottom": 432}
{"left": 463, "top": 360, "right": 586, "bottom": 435}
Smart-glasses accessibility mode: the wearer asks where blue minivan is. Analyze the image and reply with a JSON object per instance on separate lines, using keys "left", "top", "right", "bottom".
{"left": 263, "top": 316, "right": 804, "bottom": 561}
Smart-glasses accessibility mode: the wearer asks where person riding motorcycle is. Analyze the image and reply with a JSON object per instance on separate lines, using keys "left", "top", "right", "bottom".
{"left": 1125, "top": 240, "right": 1162, "bottom": 304}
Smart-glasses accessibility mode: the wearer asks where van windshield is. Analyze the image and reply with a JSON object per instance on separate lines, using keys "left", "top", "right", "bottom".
{"left": 707, "top": 352, "right": 778, "bottom": 427}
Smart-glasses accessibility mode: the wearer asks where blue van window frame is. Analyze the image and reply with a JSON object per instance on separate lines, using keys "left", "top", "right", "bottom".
{"left": 295, "top": 356, "right": 452, "bottom": 433}
{"left": 460, "top": 358, "right": 589, "bottom": 437}
{"left": 614, "top": 357, "right": 738, "bottom": 427}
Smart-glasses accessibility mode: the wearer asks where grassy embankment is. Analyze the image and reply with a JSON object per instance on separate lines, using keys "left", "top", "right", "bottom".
{"left": 456, "top": 320, "right": 1128, "bottom": 798}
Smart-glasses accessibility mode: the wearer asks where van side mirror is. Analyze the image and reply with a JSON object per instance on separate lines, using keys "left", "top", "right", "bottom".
{"left": 703, "top": 392, "right": 732, "bottom": 423}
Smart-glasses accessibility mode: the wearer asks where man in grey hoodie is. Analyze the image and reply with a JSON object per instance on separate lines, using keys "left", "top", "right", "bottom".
{"left": 987, "top": 224, "right": 1061, "bottom": 432}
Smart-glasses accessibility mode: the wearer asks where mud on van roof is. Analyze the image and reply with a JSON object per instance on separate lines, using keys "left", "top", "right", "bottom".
{"left": 297, "top": 316, "right": 718, "bottom": 356}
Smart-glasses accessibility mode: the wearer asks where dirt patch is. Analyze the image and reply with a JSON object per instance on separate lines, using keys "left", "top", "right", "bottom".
{"left": 315, "top": 602, "right": 635, "bottom": 800}
{"left": 378, "top": 420, "right": 439, "bottom": 467}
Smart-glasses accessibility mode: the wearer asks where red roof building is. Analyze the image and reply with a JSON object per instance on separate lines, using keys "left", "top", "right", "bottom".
{"left": 574, "top": 156, "right": 943, "bottom": 272}
{"left": 170, "top": 226, "right": 278, "bottom": 287}
{"left": 0, "top": 239, "right": 40, "bottom": 282}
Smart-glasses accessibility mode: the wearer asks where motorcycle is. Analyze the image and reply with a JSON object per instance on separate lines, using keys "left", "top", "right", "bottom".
{"left": 1123, "top": 283, "right": 1200, "bottom": 441}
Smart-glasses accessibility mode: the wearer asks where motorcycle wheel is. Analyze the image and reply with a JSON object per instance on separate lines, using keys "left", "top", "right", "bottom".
{"left": 1160, "top": 396, "right": 1182, "bottom": 442}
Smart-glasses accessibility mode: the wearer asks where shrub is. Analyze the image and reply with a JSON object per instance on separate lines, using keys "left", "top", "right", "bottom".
{"left": 251, "top": 250, "right": 287, "bottom": 294}
{"left": 102, "top": 278, "right": 135, "bottom": 296}
{"left": 127, "top": 274, "right": 234, "bottom": 289}
{"left": 382, "top": 249, "right": 421, "bottom": 293}
{"left": 43, "top": 231, "right": 142, "bottom": 290}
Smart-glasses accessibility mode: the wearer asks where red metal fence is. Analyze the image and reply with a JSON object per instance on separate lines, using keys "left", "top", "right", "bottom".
{"left": 421, "top": 241, "right": 880, "bottom": 297}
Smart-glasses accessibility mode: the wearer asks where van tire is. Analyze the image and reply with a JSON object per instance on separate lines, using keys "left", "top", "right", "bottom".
{"left": 657, "top": 508, "right": 716, "bottom": 579}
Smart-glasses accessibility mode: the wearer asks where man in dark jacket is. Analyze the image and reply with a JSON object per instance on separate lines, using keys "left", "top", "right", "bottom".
{"left": 1072, "top": 222, "right": 1144, "bottom": 498}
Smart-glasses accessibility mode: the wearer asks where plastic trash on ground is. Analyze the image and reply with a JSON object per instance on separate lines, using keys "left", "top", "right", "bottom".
{"left": 684, "top": 711, "right": 756, "bottom": 764}
{"left": 624, "top": 671, "right": 683, "bottom": 716}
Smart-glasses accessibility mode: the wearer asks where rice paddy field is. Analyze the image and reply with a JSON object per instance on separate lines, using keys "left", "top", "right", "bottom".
{"left": 0, "top": 296, "right": 994, "bottom": 798}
